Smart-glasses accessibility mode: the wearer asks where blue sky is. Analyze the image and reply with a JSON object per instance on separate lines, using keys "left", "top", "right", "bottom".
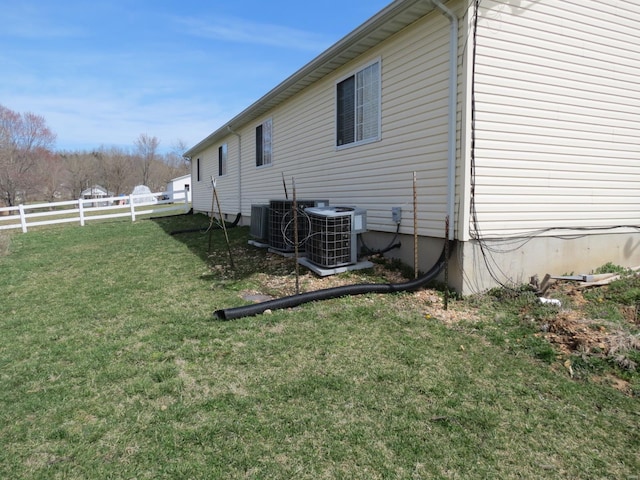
{"left": 0, "top": 1, "right": 390, "bottom": 154}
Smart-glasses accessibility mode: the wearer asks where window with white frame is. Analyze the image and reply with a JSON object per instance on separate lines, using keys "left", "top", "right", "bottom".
{"left": 256, "top": 118, "right": 272, "bottom": 167}
{"left": 336, "top": 60, "right": 381, "bottom": 147}
{"left": 218, "top": 143, "right": 227, "bottom": 176}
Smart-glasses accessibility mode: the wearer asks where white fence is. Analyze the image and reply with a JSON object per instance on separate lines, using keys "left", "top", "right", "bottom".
{"left": 0, "top": 190, "right": 190, "bottom": 233}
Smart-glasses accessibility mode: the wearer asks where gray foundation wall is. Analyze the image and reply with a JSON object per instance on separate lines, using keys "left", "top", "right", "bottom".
{"left": 367, "top": 231, "right": 640, "bottom": 296}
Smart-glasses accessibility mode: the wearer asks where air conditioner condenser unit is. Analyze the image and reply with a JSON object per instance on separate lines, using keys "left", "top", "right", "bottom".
{"left": 249, "top": 204, "right": 269, "bottom": 244}
{"left": 268, "top": 199, "right": 328, "bottom": 252}
{"left": 300, "top": 206, "right": 372, "bottom": 275}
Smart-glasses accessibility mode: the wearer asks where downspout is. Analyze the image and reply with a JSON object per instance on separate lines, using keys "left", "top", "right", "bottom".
{"left": 227, "top": 126, "right": 242, "bottom": 215}
{"left": 433, "top": 0, "right": 458, "bottom": 241}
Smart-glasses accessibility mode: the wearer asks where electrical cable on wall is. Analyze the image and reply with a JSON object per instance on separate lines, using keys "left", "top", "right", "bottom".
{"left": 359, "top": 222, "right": 401, "bottom": 256}
{"left": 467, "top": 0, "right": 640, "bottom": 293}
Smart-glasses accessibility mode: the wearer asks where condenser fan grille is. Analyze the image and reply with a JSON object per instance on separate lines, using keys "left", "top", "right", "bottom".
{"left": 268, "top": 199, "right": 328, "bottom": 252}
{"left": 306, "top": 209, "right": 354, "bottom": 268}
{"left": 249, "top": 204, "right": 269, "bottom": 241}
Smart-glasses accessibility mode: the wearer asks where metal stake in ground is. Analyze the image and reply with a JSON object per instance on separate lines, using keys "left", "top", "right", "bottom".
{"left": 282, "top": 172, "right": 289, "bottom": 200}
{"left": 444, "top": 215, "right": 449, "bottom": 310}
{"left": 210, "top": 176, "right": 235, "bottom": 269}
{"left": 292, "top": 177, "right": 300, "bottom": 295}
{"left": 206, "top": 177, "right": 217, "bottom": 253}
{"left": 413, "top": 171, "right": 418, "bottom": 279}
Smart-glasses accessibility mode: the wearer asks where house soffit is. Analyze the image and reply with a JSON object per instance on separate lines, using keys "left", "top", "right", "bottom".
{"left": 184, "top": 0, "right": 436, "bottom": 157}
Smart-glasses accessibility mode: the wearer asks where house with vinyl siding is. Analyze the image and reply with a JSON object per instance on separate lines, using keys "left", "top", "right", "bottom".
{"left": 185, "top": 0, "right": 640, "bottom": 294}
{"left": 165, "top": 174, "right": 191, "bottom": 203}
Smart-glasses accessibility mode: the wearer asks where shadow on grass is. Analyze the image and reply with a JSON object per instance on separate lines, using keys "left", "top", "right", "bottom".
{"left": 151, "top": 212, "right": 216, "bottom": 261}
{"left": 150, "top": 212, "right": 296, "bottom": 284}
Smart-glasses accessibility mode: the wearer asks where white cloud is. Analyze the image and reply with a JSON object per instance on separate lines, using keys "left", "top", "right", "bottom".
{"left": 173, "top": 15, "right": 331, "bottom": 53}
{"left": 1, "top": 3, "right": 85, "bottom": 39}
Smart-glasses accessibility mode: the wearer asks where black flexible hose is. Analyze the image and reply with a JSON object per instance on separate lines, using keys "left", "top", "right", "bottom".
{"left": 214, "top": 241, "right": 449, "bottom": 320}
{"left": 170, "top": 212, "right": 242, "bottom": 235}
{"left": 361, "top": 241, "right": 402, "bottom": 256}
{"left": 359, "top": 224, "right": 401, "bottom": 256}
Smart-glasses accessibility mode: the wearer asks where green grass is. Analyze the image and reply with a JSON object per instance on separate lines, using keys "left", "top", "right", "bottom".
{"left": 0, "top": 231, "right": 10, "bottom": 256}
{"left": 1, "top": 215, "right": 639, "bottom": 479}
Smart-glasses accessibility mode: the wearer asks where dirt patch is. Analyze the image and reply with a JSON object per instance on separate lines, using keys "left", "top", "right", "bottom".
{"left": 411, "top": 288, "right": 481, "bottom": 324}
{"left": 542, "top": 310, "right": 640, "bottom": 358}
{"left": 540, "top": 281, "right": 639, "bottom": 359}
{"left": 531, "top": 280, "right": 640, "bottom": 394}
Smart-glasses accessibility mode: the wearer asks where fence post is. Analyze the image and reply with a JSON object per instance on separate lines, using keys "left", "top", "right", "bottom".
{"left": 19, "top": 204, "right": 27, "bottom": 233}
{"left": 129, "top": 195, "right": 136, "bottom": 222}
{"left": 78, "top": 198, "right": 85, "bottom": 226}
{"left": 184, "top": 190, "right": 190, "bottom": 213}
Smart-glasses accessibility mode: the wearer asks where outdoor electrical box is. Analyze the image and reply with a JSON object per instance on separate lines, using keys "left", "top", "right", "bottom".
{"left": 392, "top": 207, "right": 402, "bottom": 224}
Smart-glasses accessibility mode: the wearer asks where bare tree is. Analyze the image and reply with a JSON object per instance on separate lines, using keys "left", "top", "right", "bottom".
{"left": 60, "top": 151, "right": 99, "bottom": 199}
{"left": 134, "top": 133, "right": 159, "bottom": 187}
{"left": 151, "top": 161, "right": 177, "bottom": 193}
{"left": 37, "top": 151, "right": 66, "bottom": 202}
{"left": 97, "top": 146, "right": 135, "bottom": 196}
{"left": 166, "top": 138, "right": 191, "bottom": 172}
{"left": 0, "top": 104, "right": 56, "bottom": 206}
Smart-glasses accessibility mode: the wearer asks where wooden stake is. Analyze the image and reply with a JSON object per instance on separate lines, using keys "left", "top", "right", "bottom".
{"left": 211, "top": 176, "right": 235, "bottom": 269}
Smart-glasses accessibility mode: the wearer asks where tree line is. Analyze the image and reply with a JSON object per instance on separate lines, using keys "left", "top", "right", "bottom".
{"left": 0, "top": 104, "right": 190, "bottom": 207}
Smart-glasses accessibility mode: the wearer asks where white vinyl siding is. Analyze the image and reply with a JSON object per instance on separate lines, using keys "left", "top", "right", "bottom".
{"left": 190, "top": 7, "right": 461, "bottom": 237}
{"left": 238, "top": 10, "right": 453, "bottom": 236}
{"left": 472, "top": 0, "right": 640, "bottom": 236}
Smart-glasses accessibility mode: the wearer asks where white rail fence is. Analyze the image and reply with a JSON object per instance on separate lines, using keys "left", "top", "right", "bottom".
{"left": 0, "top": 190, "right": 190, "bottom": 233}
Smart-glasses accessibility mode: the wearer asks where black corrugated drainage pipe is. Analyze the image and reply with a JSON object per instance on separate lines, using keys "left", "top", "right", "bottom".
{"left": 214, "top": 241, "right": 450, "bottom": 320}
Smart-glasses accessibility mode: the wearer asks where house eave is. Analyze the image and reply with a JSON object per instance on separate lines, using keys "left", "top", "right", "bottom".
{"left": 184, "top": 0, "right": 436, "bottom": 157}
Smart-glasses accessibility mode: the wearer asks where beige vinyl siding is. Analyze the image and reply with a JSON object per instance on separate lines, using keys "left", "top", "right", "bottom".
{"left": 473, "top": 0, "right": 640, "bottom": 236}
{"left": 230, "top": 10, "right": 455, "bottom": 237}
{"left": 191, "top": 138, "right": 240, "bottom": 215}
{"left": 216, "top": 137, "right": 240, "bottom": 214}
{"left": 191, "top": 151, "right": 213, "bottom": 213}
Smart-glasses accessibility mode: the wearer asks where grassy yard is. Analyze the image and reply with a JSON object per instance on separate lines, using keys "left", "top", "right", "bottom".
{"left": 0, "top": 215, "right": 638, "bottom": 479}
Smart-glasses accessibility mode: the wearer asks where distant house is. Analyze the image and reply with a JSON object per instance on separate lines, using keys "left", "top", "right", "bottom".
{"left": 80, "top": 185, "right": 113, "bottom": 207}
{"left": 185, "top": 0, "right": 640, "bottom": 294}
{"left": 166, "top": 174, "right": 191, "bottom": 203}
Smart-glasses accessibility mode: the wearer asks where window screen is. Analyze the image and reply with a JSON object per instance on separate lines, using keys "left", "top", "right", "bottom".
{"left": 256, "top": 118, "right": 272, "bottom": 167}
{"left": 337, "top": 61, "right": 380, "bottom": 147}
{"left": 218, "top": 143, "right": 227, "bottom": 176}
